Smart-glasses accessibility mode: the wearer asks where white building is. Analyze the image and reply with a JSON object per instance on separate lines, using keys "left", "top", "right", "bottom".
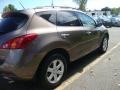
{"left": 86, "top": 10, "right": 111, "bottom": 16}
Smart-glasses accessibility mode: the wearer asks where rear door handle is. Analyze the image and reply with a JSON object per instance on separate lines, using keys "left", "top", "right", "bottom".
{"left": 61, "top": 33, "right": 70, "bottom": 38}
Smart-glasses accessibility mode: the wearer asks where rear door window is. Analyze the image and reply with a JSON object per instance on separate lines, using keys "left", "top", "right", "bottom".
{"left": 0, "top": 13, "right": 28, "bottom": 34}
{"left": 57, "top": 11, "right": 82, "bottom": 26}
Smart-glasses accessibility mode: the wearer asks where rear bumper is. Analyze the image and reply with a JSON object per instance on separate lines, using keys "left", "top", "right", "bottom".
{"left": 112, "top": 22, "right": 120, "bottom": 27}
{"left": 0, "top": 49, "right": 45, "bottom": 80}
{"left": 103, "top": 21, "right": 112, "bottom": 26}
{"left": 0, "top": 49, "right": 24, "bottom": 79}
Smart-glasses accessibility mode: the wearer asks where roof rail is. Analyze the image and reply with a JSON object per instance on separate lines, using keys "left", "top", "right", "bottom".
{"left": 56, "top": 6, "right": 78, "bottom": 9}
{"left": 35, "top": 6, "right": 78, "bottom": 10}
{"left": 35, "top": 6, "right": 54, "bottom": 9}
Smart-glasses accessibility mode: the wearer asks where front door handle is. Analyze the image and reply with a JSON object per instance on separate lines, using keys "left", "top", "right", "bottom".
{"left": 61, "top": 33, "right": 70, "bottom": 38}
{"left": 86, "top": 31, "right": 92, "bottom": 34}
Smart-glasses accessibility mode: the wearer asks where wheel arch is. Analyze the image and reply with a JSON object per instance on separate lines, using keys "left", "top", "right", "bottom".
{"left": 35, "top": 48, "right": 70, "bottom": 77}
{"left": 42, "top": 48, "right": 70, "bottom": 64}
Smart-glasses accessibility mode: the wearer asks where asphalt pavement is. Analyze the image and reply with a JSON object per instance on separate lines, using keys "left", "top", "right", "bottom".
{"left": 0, "top": 27, "right": 120, "bottom": 90}
{"left": 59, "top": 34, "right": 120, "bottom": 90}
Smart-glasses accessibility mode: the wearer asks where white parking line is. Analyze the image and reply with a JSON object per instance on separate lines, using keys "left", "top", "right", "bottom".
{"left": 55, "top": 42, "right": 120, "bottom": 90}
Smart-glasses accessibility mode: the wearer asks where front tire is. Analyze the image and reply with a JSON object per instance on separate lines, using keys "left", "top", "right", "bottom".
{"left": 98, "top": 36, "right": 108, "bottom": 53}
{"left": 36, "top": 53, "right": 68, "bottom": 89}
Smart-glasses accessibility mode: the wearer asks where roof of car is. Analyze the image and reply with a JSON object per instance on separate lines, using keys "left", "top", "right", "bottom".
{"left": 34, "top": 6, "right": 83, "bottom": 13}
{"left": 1, "top": 6, "right": 87, "bottom": 18}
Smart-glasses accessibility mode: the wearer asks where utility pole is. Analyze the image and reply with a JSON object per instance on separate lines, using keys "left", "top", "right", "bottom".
{"left": 51, "top": 0, "right": 54, "bottom": 7}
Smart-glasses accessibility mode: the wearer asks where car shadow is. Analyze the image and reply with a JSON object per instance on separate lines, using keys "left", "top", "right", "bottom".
{"left": 0, "top": 50, "right": 102, "bottom": 90}
{"left": 66, "top": 50, "right": 102, "bottom": 79}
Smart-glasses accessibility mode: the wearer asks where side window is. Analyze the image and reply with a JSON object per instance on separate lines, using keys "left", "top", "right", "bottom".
{"left": 76, "top": 12, "right": 96, "bottom": 27}
{"left": 57, "top": 11, "right": 81, "bottom": 26}
{"left": 36, "top": 11, "right": 56, "bottom": 25}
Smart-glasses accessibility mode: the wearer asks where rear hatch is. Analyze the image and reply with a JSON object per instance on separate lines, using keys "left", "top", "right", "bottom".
{"left": 0, "top": 12, "right": 28, "bottom": 64}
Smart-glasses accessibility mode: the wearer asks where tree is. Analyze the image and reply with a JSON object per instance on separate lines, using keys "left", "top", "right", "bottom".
{"left": 101, "top": 7, "right": 111, "bottom": 11}
{"left": 3, "top": 4, "right": 17, "bottom": 13}
{"left": 73, "top": 0, "right": 87, "bottom": 11}
{"left": 111, "top": 7, "right": 120, "bottom": 16}
{"left": 101, "top": 7, "right": 120, "bottom": 16}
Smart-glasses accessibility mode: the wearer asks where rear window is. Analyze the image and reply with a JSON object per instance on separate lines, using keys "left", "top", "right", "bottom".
{"left": 0, "top": 12, "right": 28, "bottom": 34}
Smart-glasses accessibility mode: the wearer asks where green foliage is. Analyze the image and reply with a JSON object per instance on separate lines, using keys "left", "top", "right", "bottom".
{"left": 73, "top": 0, "right": 87, "bottom": 11}
{"left": 111, "top": 7, "right": 120, "bottom": 16}
{"left": 101, "top": 7, "right": 120, "bottom": 16}
{"left": 101, "top": 7, "right": 111, "bottom": 11}
{"left": 3, "top": 4, "right": 17, "bottom": 13}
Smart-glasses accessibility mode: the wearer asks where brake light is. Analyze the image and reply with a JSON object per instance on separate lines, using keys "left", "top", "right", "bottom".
{"left": 0, "top": 34, "right": 37, "bottom": 49}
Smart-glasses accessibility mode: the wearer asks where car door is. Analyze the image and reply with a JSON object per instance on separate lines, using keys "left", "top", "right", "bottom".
{"left": 76, "top": 12, "right": 100, "bottom": 53}
{"left": 56, "top": 11, "right": 93, "bottom": 60}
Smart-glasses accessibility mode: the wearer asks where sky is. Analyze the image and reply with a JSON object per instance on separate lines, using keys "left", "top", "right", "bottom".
{"left": 0, "top": 0, "right": 78, "bottom": 12}
{"left": 0, "top": 0, "right": 120, "bottom": 12}
{"left": 86, "top": 0, "right": 120, "bottom": 10}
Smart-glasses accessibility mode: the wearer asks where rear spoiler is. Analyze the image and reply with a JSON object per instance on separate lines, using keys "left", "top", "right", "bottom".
{"left": 2, "top": 11, "right": 27, "bottom": 18}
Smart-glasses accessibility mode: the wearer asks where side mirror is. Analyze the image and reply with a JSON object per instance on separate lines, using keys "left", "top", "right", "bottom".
{"left": 95, "top": 19, "right": 103, "bottom": 27}
{"left": 96, "top": 22, "right": 103, "bottom": 27}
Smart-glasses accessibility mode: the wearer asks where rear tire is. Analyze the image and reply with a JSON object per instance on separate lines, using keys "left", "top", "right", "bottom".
{"left": 98, "top": 36, "right": 108, "bottom": 54}
{"left": 35, "top": 53, "right": 68, "bottom": 89}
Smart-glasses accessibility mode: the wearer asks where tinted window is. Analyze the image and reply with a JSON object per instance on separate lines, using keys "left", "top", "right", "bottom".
{"left": 76, "top": 12, "right": 96, "bottom": 27}
{"left": 57, "top": 11, "right": 81, "bottom": 26}
{"left": 37, "top": 11, "right": 56, "bottom": 25}
{"left": 0, "top": 13, "right": 27, "bottom": 34}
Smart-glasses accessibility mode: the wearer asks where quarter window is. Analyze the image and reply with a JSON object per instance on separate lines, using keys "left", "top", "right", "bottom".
{"left": 36, "top": 11, "right": 56, "bottom": 25}
{"left": 57, "top": 11, "right": 81, "bottom": 26}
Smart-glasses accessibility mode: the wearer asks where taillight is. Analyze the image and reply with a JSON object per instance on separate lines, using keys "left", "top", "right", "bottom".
{"left": 0, "top": 34, "right": 37, "bottom": 49}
